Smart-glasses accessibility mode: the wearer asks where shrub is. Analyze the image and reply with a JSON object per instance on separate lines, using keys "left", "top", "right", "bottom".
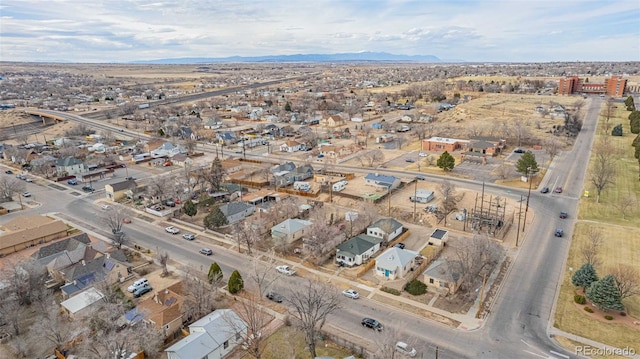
{"left": 604, "top": 315, "right": 613, "bottom": 320}
{"left": 381, "top": 286, "right": 401, "bottom": 296}
{"left": 208, "top": 262, "right": 223, "bottom": 284}
{"left": 574, "top": 294, "right": 586, "bottom": 304}
{"left": 228, "top": 270, "right": 244, "bottom": 294}
{"left": 584, "top": 306, "right": 594, "bottom": 313}
{"left": 405, "top": 280, "right": 428, "bottom": 296}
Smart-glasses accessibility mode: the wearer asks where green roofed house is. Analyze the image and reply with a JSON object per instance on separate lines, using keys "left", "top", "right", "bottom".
{"left": 336, "top": 234, "right": 382, "bottom": 267}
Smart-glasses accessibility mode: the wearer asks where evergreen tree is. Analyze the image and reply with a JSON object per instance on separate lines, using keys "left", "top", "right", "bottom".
{"left": 571, "top": 263, "right": 598, "bottom": 291}
{"left": 625, "top": 96, "right": 635, "bottom": 111}
{"left": 228, "top": 270, "right": 244, "bottom": 294}
{"left": 204, "top": 206, "right": 228, "bottom": 229}
{"left": 207, "top": 262, "right": 223, "bottom": 284}
{"left": 436, "top": 151, "right": 455, "bottom": 171}
{"left": 183, "top": 199, "right": 198, "bottom": 217}
{"left": 586, "top": 275, "right": 625, "bottom": 311}
{"left": 284, "top": 102, "right": 292, "bottom": 112}
{"left": 611, "top": 124, "right": 623, "bottom": 136}
{"left": 515, "top": 151, "right": 539, "bottom": 175}
{"left": 631, "top": 117, "right": 640, "bottom": 134}
{"left": 633, "top": 134, "right": 640, "bottom": 148}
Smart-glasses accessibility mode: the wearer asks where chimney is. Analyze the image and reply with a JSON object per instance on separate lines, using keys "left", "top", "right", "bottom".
{"left": 106, "top": 253, "right": 110, "bottom": 259}
{"left": 81, "top": 260, "right": 86, "bottom": 266}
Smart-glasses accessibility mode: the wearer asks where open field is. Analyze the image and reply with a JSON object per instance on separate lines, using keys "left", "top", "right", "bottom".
{"left": 553, "top": 104, "right": 640, "bottom": 354}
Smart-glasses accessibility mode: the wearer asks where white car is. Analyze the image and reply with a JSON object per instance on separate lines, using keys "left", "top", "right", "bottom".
{"left": 342, "top": 289, "right": 360, "bottom": 299}
{"left": 276, "top": 265, "right": 296, "bottom": 276}
{"left": 101, "top": 205, "right": 111, "bottom": 210}
{"left": 22, "top": 192, "right": 31, "bottom": 197}
{"left": 418, "top": 152, "right": 428, "bottom": 157}
{"left": 165, "top": 226, "right": 180, "bottom": 234}
{"left": 395, "top": 341, "right": 417, "bottom": 357}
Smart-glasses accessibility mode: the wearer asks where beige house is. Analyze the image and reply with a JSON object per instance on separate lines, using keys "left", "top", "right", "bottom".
{"left": 423, "top": 259, "right": 462, "bottom": 295}
{"left": 105, "top": 179, "right": 137, "bottom": 202}
{"left": 427, "top": 229, "right": 449, "bottom": 247}
{"left": 271, "top": 218, "right": 313, "bottom": 244}
{"left": 321, "top": 115, "right": 345, "bottom": 128}
{"left": 137, "top": 282, "right": 185, "bottom": 339}
{"left": 0, "top": 216, "right": 68, "bottom": 256}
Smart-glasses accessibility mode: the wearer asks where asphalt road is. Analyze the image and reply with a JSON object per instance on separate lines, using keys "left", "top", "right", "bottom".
{"left": 2, "top": 98, "right": 605, "bottom": 358}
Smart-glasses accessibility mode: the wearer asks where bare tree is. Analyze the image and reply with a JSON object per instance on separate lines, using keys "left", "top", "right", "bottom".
{"left": 435, "top": 180, "right": 462, "bottom": 226}
{"left": 371, "top": 325, "right": 417, "bottom": 359}
{"left": 357, "top": 149, "right": 385, "bottom": 167}
{"left": 233, "top": 294, "right": 272, "bottom": 359}
{"left": 590, "top": 137, "right": 616, "bottom": 203}
{"left": 609, "top": 264, "right": 640, "bottom": 300}
{"left": 146, "top": 175, "right": 172, "bottom": 203}
{"left": 286, "top": 279, "right": 341, "bottom": 358}
{"left": 494, "top": 160, "right": 514, "bottom": 180}
{"left": 30, "top": 301, "right": 79, "bottom": 349}
{"left": 102, "top": 207, "right": 129, "bottom": 248}
{"left": 511, "top": 119, "right": 531, "bottom": 147}
{"left": 396, "top": 134, "right": 408, "bottom": 150}
{"left": 612, "top": 195, "right": 636, "bottom": 220}
{"left": 0, "top": 176, "right": 25, "bottom": 202}
{"left": 181, "top": 270, "right": 222, "bottom": 322}
{"left": 303, "top": 207, "right": 345, "bottom": 264}
{"left": 581, "top": 227, "right": 603, "bottom": 268}
{"left": 248, "top": 253, "right": 279, "bottom": 298}
{"left": 158, "top": 251, "right": 169, "bottom": 277}
{"left": 452, "top": 234, "right": 503, "bottom": 295}
{"left": 544, "top": 137, "right": 562, "bottom": 162}
{"left": 0, "top": 293, "right": 26, "bottom": 336}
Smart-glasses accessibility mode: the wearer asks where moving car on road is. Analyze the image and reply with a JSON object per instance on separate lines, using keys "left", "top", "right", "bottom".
{"left": 559, "top": 211, "right": 568, "bottom": 219}
{"left": 182, "top": 233, "right": 196, "bottom": 240}
{"left": 82, "top": 186, "right": 95, "bottom": 192}
{"left": 276, "top": 265, "right": 296, "bottom": 276}
{"left": 555, "top": 229, "right": 564, "bottom": 237}
{"left": 165, "top": 226, "right": 180, "bottom": 234}
{"left": 342, "top": 289, "right": 360, "bottom": 299}
{"left": 540, "top": 187, "right": 550, "bottom": 194}
{"left": 554, "top": 186, "right": 563, "bottom": 193}
{"left": 199, "top": 248, "right": 213, "bottom": 256}
{"left": 22, "top": 192, "right": 31, "bottom": 197}
{"left": 361, "top": 317, "right": 383, "bottom": 331}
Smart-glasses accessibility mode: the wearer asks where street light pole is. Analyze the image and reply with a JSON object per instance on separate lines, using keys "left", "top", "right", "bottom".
{"left": 516, "top": 195, "right": 523, "bottom": 246}
{"left": 522, "top": 167, "right": 533, "bottom": 232}
{"left": 413, "top": 178, "right": 418, "bottom": 222}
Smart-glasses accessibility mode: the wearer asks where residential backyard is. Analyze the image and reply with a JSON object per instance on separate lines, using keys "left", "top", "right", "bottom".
{"left": 553, "top": 105, "right": 640, "bottom": 354}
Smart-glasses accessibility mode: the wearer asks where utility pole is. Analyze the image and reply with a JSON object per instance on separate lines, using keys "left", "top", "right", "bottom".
{"left": 413, "top": 178, "right": 418, "bottom": 222}
{"left": 516, "top": 195, "right": 523, "bottom": 247}
{"left": 388, "top": 186, "right": 391, "bottom": 216}
{"left": 523, "top": 167, "right": 532, "bottom": 232}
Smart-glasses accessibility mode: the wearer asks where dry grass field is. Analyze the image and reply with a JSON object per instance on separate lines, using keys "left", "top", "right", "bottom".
{"left": 553, "top": 105, "right": 640, "bottom": 354}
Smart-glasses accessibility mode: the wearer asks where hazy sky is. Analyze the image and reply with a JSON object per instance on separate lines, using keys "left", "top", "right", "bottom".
{"left": 1, "top": 0, "right": 639, "bottom": 63}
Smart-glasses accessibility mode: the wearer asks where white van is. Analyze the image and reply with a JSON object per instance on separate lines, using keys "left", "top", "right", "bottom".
{"left": 127, "top": 278, "right": 149, "bottom": 293}
{"left": 395, "top": 341, "right": 417, "bottom": 357}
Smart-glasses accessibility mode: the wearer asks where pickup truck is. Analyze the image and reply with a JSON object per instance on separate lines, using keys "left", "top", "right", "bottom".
{"left": 276, "top": 265, "right": 296, "bottom": 276}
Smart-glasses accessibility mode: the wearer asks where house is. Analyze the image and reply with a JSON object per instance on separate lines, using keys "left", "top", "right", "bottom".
{"left": 467, "top": 136, "right": 505, "bottom": 157}
{"left": 60, "top": 287, "right": 105, "bottom": 319}
{"left": 375, "top": 247, "right": 417, "bottom": 280}
{"left": 31, "top": 233, "right": 92, "bottom": 265}
{"left": 144, "top": 139, "right": 167, "bottom": 153}
{"left": 422, "top": 137, "right": 469, "bottom": 152}
{"left": 423, "top": 259, "right": 462, "bottom": 295}
{"left": 410, "top": 189, "right": 434, "bottom": 203}
{"left": 364, "top": 173, "right": 401, "bottom": 190}
{"left": 58, "top": 252, "right": 131, "bottom": 298}
{"left": 336, "top": 234, "right": 382, "bottom": 267}
{"left": 428, "top": 229, "right": 449, "bottom": 246}
{"left": 219, "top": 202, "right": 255, "bottom": 224}
{"left": 319, "top": 145, "right": 351, "bottom": 160}
{"left": 204, "top": 119, "right": 222, "bottom": 130}
{"left": 280, "top": 140, "right": 302, "bottom": 152}
{"left": 165, "top": 309, "right": 247, "bottom": 359}
{"left": 0, "top": 215, "right": 69, "bottom": 256}
{"left": 367, "top": 218, "right": 404, "bottom": 242}
{"left": 221, "top": 159, "right": 243, "bottom": 174}
{"left": 271, "top": 218, "right": 313, "bottom": 244}
{"left": 284, "top": 164, "right": 314, "bottom": 183}
{"left": 55, "top": 156, "right": 86, "bottom": 177}
{"left": 171, "top": 154, "right": 194, "bottom": 167}
{"left": 321, "top": 115, "right": 345, "bottom": 128}
{"left": 151, "top": 142, "right": 184, "bottom": 158}
{"left": 105, "top": 180, "right": 137, "bottom": 202}
{"left": 136, "top": 282, "right": 185, "bottom": 339}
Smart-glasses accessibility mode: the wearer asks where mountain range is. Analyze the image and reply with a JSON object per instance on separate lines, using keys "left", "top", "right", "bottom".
{"left": 132, "top": 52, "right": 453, "bottom": 64}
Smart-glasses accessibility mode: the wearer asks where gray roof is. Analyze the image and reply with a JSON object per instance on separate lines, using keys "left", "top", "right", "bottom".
{"left": 56, "top": 156, "right": 83, "bottom": 167}
{"left": 60, "top": 287, "right": 104, "bottom": 314}
{"left": 376, "top": 247, "right": 416, "bottom": 270}
{"left": 31, "top": 233, "right": 91, "bottom": 261}
{"left": 109, "top": 179, "right": 137, "bottom": 192}
{"left": 220, "top": 202, "right": 253, "bottom": 217}
{"left": 369, "top": 218, "right": 403, "bottom": 234}
{"left": 430, "top": 229, "right": 448, "bottom": 240}
{"left": 272, "top": 218, "right": 312, "bottom": 235}
{"left": 423, "top": 259, "right": 461, "bottom": 283}
{"left": 336, "top": 234, "right": 382, "bottom": 258}
{"left": 165, "top": 309, "right": 247, "bottom": 358}
{"left": 364, "top": 173, "right": 397, "bottom": 187}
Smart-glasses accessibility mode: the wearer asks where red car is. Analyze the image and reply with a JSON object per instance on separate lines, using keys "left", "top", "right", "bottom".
{"left": 559, "top": 211, "right": 568, "bottom": 219}
{"left": 554, "top": 186, "right": 563, "bottom": 193}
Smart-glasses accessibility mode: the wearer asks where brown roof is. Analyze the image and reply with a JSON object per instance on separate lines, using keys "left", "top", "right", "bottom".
{"left": 0, "top": 216, "right": 68, "bottom": 251}
{"left": 221, "top": 159, "right": 243, "bottom": 171}
{"left": 137, "top": 286, "right": 184, "bottom": 327}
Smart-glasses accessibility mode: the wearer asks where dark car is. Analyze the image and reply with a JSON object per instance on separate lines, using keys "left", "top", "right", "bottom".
{"left": 133, "top": 284, "right": 153, "bottom": 298}
{"left": 82, "top": 186, "right": 95, "bottom": 192}
{"left": 554, "top": 186, "right": 563, "bottom": 193}
{"left": 67, "top": 179, "right": 77, "bottom": 185}
{"left": 405, "top": 158, "right": 415, "bottom": 163}
{"left": 540, "top": 187, "right": 550, "bottom": 194}
{"left": 416, "top": 175, "right": 426, "bottom": 181}
{"left": 394, "top": 243, "right": 406, "bottom": 249}
{"left": 266, "top": 292, "right": 284, "bottom": 303}
{"left": 559, "top": 211, "right": 568, "bottom": 219}
{"left": 555, "top": 229, "right": 564, "bottom": 237}
{"left": 362, "top": 317, "right": 383, "bottom": 331}
{"left": 5, "top": 170, "right": 13, "bottom": 174}
{"left": 513, "top": 148, "right": 526, "bottom": 154}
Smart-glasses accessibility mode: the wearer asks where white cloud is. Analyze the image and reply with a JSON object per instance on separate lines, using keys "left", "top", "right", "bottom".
{"left": 0, "top": 0, "right": 638, "bottom": 62}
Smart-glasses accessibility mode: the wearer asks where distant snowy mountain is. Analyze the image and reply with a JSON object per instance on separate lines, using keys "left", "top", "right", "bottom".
{"left": 132, "top": 52, "right": 446, "bottom": 64}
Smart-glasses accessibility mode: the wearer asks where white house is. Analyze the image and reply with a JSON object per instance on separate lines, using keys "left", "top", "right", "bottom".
{"left": 55, "top": 156, "right": 86, "bottom": 177}
{"left": 165, "top": 309, "right": 247, "bottom": 359}
{"left": 280, "top": 140, "right": 302, "bottom": 153}
{"left": 364, "top": 173, "right": 401, "bottom": 190}
{"left": 271, "top": 218, "right": 313, "bottom": 244}
{"left": 336, "top": 234, "right": 383, "bottom": 267}
{"left": 60, "top": 287, "right": 105, "bottom": 319}
{"left": 375, "top": 247, "right": 418, "bottom": 280}
{"left": 367, "top": 218, "right": 404, "bottom": 242}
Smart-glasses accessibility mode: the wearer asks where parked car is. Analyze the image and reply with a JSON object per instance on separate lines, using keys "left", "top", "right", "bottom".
{"left": 122, "top": 218, "right": 132, "bottom": 224}
{"left": 394, "top": 243, "right": 406, "bottom": 249}
{"left": 5, "top": 170, "right": 13, "bottom": 174}
{"left": 540, "top": 187, "right": 550, "bottom": 194}
{"left": 559, "top": 211, "right": 568, "bottom": 219}
{"left": 133, "top": 284, "right": 153, "bottom": 298}
{"left": 554, "top": 186, "right": 563, "bottom": 193}
{"left": 342, "top": 289, "right": 360, "bottom": 299}
{"left": 67, "top": 179, "right": 77, "bottom": 185}
{"left": 405, "top": 158, "right": 415, "bottom": 163}
{"left": 183, "top": 233, "right": 196, "bottom": 240}
{"left": 127, "top": 278, "right": 149, "bottom": 293}
{"left": 513, "top": 148, "right": 526, "bottom": 154}
{"left": 199, "top": 248, "right": 213, "bottom": 256}
{"left": 266, "top": 291, "right": 284, "bottom": 303}
{"left": 395, "top": 341, "right": 417, "bottom": 357}
{"left": 25, "top": 178, "right": 33, "bottom": 182}
{"left": 82, "top": 186, "right": 95, "bottom": 192}
{"left": 101, "top": 205, "right": 111, "bottom": 210}
{"left": 22, "top": 192, "right": 31, "bottom": 197}
{"left": 125, "top": 176, "right": 136, "bottom": 180}
{"left": 165, "top": 200, "right": 176, "bottom": 207}
{"left": 276, "top": 265, "right": 296, "bottom": 276}
{"left": 555, "top": 229, "right": 564, "bottom": 237}
{"left": 165, "top": 226, "right": 180, "bottom": 234}
{"left": 418, "top": 152, "right": 428, "bottom": 157}
{"left": 416, "top": 175, "right": 426, "bottom": 181}
{"left": 16, "top": 174, "right": 26, "bottom": 180}
{"left": 361, "top": 317, "right": 383, "bottom": 331}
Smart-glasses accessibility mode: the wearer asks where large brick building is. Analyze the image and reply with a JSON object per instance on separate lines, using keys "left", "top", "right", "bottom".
{"left": 558, "top": 76, "right": 627, "bottom": 96}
